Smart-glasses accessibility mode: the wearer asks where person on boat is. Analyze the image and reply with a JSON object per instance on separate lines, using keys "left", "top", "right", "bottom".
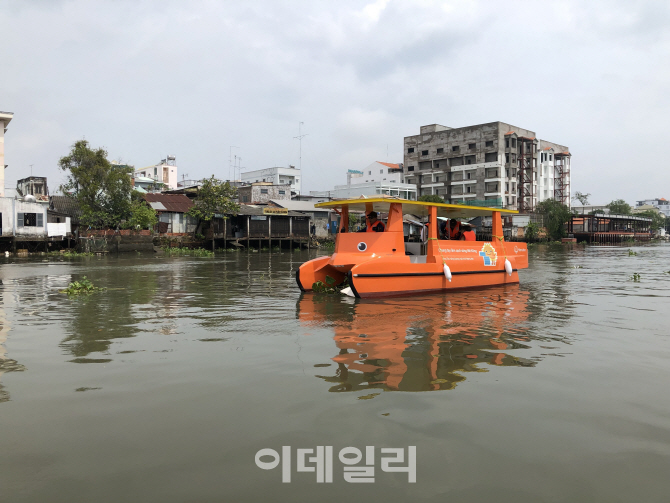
{"left": 460, "top": 224, "right": 476, "bottom": 241}
{"left": 447, "top": 219, "right": 461, "bottom": 239}
{"left": 359, "top": 211, "right": 385, "bottom": 232}
{"left": 428, "top": 220, "right": 448, "bottom": 241}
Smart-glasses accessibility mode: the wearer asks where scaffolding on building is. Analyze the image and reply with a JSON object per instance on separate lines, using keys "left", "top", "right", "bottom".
{"left": 554, "top": 152, "right": 571, "bottom": 206}
{"left": 517, "top": 137, "right": 537, "bottom": 213}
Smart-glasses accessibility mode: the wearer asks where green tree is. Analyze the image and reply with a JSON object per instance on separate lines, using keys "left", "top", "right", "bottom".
{"left": 536, "top": 199, "right": 572, "bottom": 240}
{"left": 525, "top": 221, "right": 539, "bottom": 241}
{"left": 573, "top": 191, "right": 590, "bottom": 213}
{"left": 186, "top": 176, "right": 240, "bottom": 233}
{"left": 606, "top": 199, "right": 632, "bottom": 215}
{"left": 125, "top": 195, "right": 158, "bottom": 230}
{"left": 418, "top": 194, "right": 445, "bottom": 203}
{"left": 636, "top": 210, "right": 667, "bottom": 231}
{"left": 59, "top": 140, "right": 133, "bottom": 228}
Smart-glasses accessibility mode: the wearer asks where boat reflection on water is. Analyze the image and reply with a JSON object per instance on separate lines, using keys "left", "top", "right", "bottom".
{"left": 298, "top": 286, "right": 537, "bottom": 393}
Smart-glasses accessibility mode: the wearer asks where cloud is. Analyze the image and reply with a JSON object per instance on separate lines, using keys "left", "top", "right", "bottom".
{"left": 1, "top": 0, "right": 669, "bottom": 203}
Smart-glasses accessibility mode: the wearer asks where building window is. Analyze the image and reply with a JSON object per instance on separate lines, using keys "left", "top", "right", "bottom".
{"left": 467, "top": 172, "right": 471, "bottom": 180}
{"left": 435, "top": 162, "right": 439, "bottom": 169}
{"left": 260, "top": 189, "right": 268, "bottom": 194}
{"left": 452, "top": 146, "right": 459, "bottom": 152}
{"left": 380, "top": 169, "right": 383, "bottom": 174}
{"left": 468, "top": 143, "right": 476, "bottom": 150}
{"left": 279, "top": 190, "right": 285, "bottom": 195}
{"left": 242, "top": 196, "right": 248, "bottom": 202}
{"left": 421, "top": 150, "right": 428, "bottom": 156}
{"left": 506, "top": 154, "right": 510, "bottom": 163}
{"left": 511, "top": 138, "right": 517, "bottom": 148}
{"left": 437, "top": 148, "right": 444, "bottom": 154}
{"left": 435, "top": 176, "right": 440, "bottom": 182}
{"left": 407, "top": 147, "right": 414, "bottom": 153}
{"left": 486, "top": 140, "right": 493, "bottom": 147}
{"left": 484, "top": 152, "right": 497, "bottom": 162}
{"left": 467, "top": 186, "right": 472, "bottom": 193}
{"left": 368, "top": 171, "right": 371, "bottom": 175}
{"left": 505, "top": 139, "right": 510, "bottom": 148}
{"left": 549, "top": 154, "right": 552, "bottom": 160}
{"left": 407, "top": 165, "right": 415, "bottom": 171}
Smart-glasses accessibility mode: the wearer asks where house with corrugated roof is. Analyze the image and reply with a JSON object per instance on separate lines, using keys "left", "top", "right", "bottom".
{"left": 143, "top": 193, "right": 197, "bottom": 234}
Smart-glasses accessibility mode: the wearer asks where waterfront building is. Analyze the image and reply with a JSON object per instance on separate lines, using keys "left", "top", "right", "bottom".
{"left": 143, "top": 193, "right": 196, "bottom": 234}
{"left": 0, "top": 111, "right": 14, "bottom": 198}
{"left": 240, "top": 166, "right": 301, "bottom": 195}
{"left": 403, "top": 122, "right": 571, "bottom": 211}
{"left": 134, "top": 156, "right": 179, "bottom": 190}
{"left": 0, "top": 195, "right": 72, "bottom": 244}
{"left": 268, "top": 199, "right": 331, "bottom": 238}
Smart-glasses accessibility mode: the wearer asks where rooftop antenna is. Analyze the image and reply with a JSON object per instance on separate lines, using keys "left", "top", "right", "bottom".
{"left": 229, "top": 146, "right": 239, "bottom": 181}
{"left": 293, "top": 122, "right": 308, "bottom": 173}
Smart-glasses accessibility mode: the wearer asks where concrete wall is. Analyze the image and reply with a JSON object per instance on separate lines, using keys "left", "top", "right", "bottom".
{"left": 238, "top": 184, "right": 292, "bottom": 204}
{"left": 79, "top": 234, "right": 154, "bottom": 253}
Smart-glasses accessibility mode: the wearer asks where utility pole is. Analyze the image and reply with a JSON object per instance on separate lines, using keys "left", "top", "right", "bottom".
{"left": 293, "top": 122, "right": 308, "bottom": 173}
{"left": 229, "top": 146, "right": 239, "bottom": 181}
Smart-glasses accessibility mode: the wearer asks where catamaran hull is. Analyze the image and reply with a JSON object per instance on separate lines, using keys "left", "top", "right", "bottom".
{"left": 345, "top": 268, "right": 520, "bottom": 298}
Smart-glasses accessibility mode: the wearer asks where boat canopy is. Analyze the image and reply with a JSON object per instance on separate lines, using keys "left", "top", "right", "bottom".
{"left": 314, "top": 197, "right": 518, "bottom": 218}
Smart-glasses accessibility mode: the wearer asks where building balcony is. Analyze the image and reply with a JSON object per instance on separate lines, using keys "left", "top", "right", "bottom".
{"left": 449, "top": 179, "right": 477, "bottom": 186}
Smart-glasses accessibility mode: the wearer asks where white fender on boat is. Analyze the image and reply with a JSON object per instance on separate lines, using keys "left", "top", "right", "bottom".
{"left": 504, "top": 258, "right": 513, "bottom": 276}
{"left": 443, "top": 263, "right": 452, "bottom": 282}
{"left": 340, "top": 286, "right": 355, "bottom": 297}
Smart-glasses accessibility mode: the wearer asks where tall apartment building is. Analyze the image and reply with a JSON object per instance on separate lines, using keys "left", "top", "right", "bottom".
{"left": 0, "top": 111, "right": 14, "bottom": 198}
{"left": 403, "top": 122, "right": 571, "bottom": 211}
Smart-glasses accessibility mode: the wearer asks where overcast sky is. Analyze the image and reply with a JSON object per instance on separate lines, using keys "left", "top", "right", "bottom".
{"left": 2, "top": 0, "right": 669, "bottom": 204}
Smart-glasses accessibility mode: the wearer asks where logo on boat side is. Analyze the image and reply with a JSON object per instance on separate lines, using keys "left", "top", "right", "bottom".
{"left": 357, "top": 242, "right": 367, "bottom": 252}
{"left": 479, "top": 243, "right": 497, "bottom": 266}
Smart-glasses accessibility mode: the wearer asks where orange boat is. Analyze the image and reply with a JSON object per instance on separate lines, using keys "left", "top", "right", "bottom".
{"left": 296, "top": 198, "right": 528, "bottom": 298}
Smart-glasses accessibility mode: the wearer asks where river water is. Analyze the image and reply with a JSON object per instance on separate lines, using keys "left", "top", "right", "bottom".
{"left": 1, "top": 244, "right": 669, "bottom": 502}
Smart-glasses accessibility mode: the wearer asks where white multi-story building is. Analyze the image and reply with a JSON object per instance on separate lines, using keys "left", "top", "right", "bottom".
{"left": 403, "top": 122, "right": 571, "bottom": 211}
{"left": 351, "top": 161, "right": 404, "bottom": 184}
{"left": 0, "top": 111, "right": 14, "bottom": 198}
{"left": 635, "top": 198, "right": 670, "bottom": 217}
{"left": 311, "top": 161, "right": 416, "bottom": 200}
{"left": 134, "top": 156, "right": 179, "bottom": 190}
{"left": 311, "top": 181, "right": 417, "bottom": 200}
{"left": 240, "top": 166, "right": 301, "bottom": 195}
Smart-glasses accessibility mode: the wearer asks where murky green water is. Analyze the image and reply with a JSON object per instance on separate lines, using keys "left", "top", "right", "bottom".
{"left": 1, "top": 244, "right": 670, "bottom": 502}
